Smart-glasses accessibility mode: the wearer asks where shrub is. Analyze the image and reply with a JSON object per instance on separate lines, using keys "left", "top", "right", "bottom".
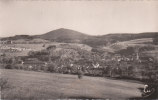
{"left": 78, "top": 70, "right": 84, "bottom": 79}
{"left": 47, "top": 63, "right": 58, "bottom": 72}
{"left": 0, "top": 78, "right": 10, "bottom": 90}
{"left": 5, "top": 64, "right": 13, "bottom": 69}
{"left": 14, "top": 65, "right": 23, "bottom": 70}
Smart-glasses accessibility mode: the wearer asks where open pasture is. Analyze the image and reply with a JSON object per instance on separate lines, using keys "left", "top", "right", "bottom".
{"left": 1, "top": 69, "right": 144, "bottom": 99}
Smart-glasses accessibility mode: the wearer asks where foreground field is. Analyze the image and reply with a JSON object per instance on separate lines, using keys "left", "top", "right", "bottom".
{"left": 1, "top": 69, "right": 144, "bottom": 100}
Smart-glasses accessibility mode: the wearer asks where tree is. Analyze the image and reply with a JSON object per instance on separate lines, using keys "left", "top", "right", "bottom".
{"left": 134, "top": 46, "right": 140, "bottom": 60}
{"left": 5, "top": 64, "right": 13, "bottom": 69}
{"left": 47, "top": 45, "right": 56, "bottom": 62}
{"left": 153, "top": 36, "right": 158, "bottom": 45}
{"left": 46, "top": 45, "right": 56, "bottom": 51}
{"left": 116, "top": 47, "right": 135, "bottom": 56}
{"left": 47, "top": 63, "right": 58, "bottom": 72}
{"left": 78, "top": 69, "right": 84, "bottom": 79}
{"left": 139, "top": 45, "right": 155, "bottom": 52}
{"left": 28, "top": 51, "right": 35, "bottom": 57}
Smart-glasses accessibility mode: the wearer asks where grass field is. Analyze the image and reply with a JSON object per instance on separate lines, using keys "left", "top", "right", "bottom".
{"left": 1, "top": 69, "right": 144, "bottom": 100}
{"left": 0, "top": 42, "right": 92, "bottom": 57}
{"left": 109, "top": 38, "right": 153, "bottom": 51}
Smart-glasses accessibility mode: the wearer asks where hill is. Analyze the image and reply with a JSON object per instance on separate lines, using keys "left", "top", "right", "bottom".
{"left": 1, "top": 35, "right": 34, "bottom": 41}
{"left": 107, "top": 37, "right": 158, "bottom": 62}
{"left": 100, "top": 32, "right": 158, "bottom": 43}
{"left": 12, "top": 38, "right": 50, "bottom": 44}
{"left": 0, "top": 42, "right": 92, "bottom": 57}
{"left": 36, "top": 31, "right": 158, "bottom": 46}
{"left": 109, "top": 38, "right": 154, "bottom": 51}
{"left": 1, "top": 28, "right": 158, "bottom": 47}
{"left": 36, "top": 28, "right": 91, "bottom": 43}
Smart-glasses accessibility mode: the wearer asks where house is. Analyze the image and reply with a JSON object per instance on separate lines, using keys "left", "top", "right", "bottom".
{"left": 0, "top": 40, "right": 13, "bottom": 44}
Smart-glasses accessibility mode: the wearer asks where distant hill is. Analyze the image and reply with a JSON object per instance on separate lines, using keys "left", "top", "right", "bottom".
{"left": 35, "top": 28, "right": 91, "bottom": 43}
{"left": 1, "top": 28, "right": 158, "bottom": 47}
{"left": 109, "top": 38, "right": 154, "bottom": 51}
{"left": 83, "top": 32, "right": 158, "bottom": 47}
{"left": 100, "top": 32, "right": 158, "bottom": 43}
{"left": 1, "top": 35, "right": 34, "bottom": 41}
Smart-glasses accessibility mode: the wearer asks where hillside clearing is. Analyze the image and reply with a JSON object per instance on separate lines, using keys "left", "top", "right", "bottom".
{"left": 1, "top": 69, "right": 144, "bottom": 99}
{"left": 0, "top": 42, "right": 92, "bottom": 57}
{"left": 109, "top": 38, "right": 153, "bottom": 51}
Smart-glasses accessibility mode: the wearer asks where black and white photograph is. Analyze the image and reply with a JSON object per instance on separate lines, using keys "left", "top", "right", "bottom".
{"left": 0, "top": 0, "right": 158, "bottom": 99}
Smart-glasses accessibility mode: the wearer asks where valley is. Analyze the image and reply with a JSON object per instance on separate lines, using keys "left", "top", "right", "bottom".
{"left": 0, "top": 28, "right": 158, "bottom": 99}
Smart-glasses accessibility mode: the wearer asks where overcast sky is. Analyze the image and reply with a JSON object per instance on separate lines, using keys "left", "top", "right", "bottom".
{"left": 0, "top": 0, "right": 158, "bottom": 37}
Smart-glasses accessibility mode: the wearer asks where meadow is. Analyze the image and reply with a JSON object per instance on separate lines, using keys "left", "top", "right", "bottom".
{"left": 109, "top": 38, "right": 154, "bottom": 51}
{"left": 1, "top": 69, "right": 144, "bottom": 100}
{"left": 0, "top": 42, "right": 92, "bottom": 57}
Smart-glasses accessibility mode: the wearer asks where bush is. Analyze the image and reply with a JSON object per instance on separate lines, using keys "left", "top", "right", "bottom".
{"left": 14, "top": 65, "right": 23, "bottom": 70}
{"left": 78, "top": 70, "right": 84, "bottom": 79}
{"left": 47, "top": 63, "right": 58, "bottom": 72}
{"left": 5, "top": 64, "right": 13, "bottom": 69}
{"left": 0, "top": 78, "right": 10, "bottom": 90}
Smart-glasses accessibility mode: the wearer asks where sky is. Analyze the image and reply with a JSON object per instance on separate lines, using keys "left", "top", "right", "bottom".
{"left": 0, "top": 0, "right": 158, "bottom": 37}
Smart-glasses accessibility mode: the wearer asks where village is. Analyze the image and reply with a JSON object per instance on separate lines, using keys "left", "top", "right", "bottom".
{"left": 0, "top": 1, "right": 158, "bottom": 98}
{"left": 0, "top": 41, "right": 157, "bottom": 82}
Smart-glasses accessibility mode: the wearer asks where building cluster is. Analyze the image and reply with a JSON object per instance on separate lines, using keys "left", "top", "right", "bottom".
{"left": 0, "top": 45, "right": 31, "bottom": 52}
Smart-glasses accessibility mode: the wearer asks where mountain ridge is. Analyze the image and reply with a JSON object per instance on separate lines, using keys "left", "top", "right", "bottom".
{"left": 1, "top": 28, "right": 158, "bottom": 47}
